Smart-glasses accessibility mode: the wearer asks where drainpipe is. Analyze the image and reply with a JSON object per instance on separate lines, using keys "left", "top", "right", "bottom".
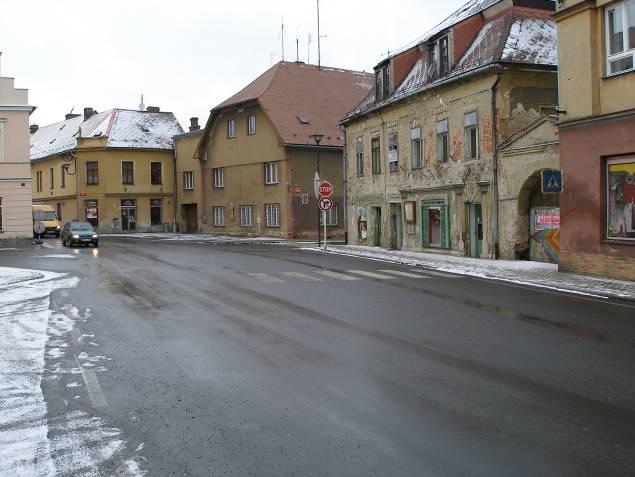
{"left": 490, "top": 71, "right": 502, "bottom": 260}
{"left": 341, "top": 126, "right": 348, "bottom": 245}
{"left": 173, "top": 143, "right": 178, "bottom": 232}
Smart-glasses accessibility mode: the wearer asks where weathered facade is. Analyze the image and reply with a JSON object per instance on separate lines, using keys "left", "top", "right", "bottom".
{"left": 555, "top": 0, "right": 635, "bottom": 280}
{"left": 30, "top": 108, "right": 183, "bottom": 232}
{"left": 343, "top": 0, "right": 560, "bottom": 262}
{"left": 0, "top": 73, "right": 34, "bottom": 242}
{"left": 175, "top": 62, "right": 373, "bottom": 239}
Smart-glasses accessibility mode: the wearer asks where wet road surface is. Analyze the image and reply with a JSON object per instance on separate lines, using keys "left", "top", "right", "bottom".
{"left": 2, "top": 237, "right": 635, "bottom": 476}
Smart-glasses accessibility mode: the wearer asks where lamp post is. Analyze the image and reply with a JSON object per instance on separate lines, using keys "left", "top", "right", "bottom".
{"left": 311, "top": 134, "right": 324, "bottom": 246}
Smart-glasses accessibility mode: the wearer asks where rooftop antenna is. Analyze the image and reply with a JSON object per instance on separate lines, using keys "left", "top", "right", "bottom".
{"left": 138, "top": 94, "right": 145, "bottom": 111}
{"left": 317, "top": 0, "right": 321, "bottom": 69}
{"left": 296, "top": 37, "right": 300, "bottom": 62}
{"left": 281, "top": 18, "right": 285, "bottom": 62}
{"left": 307, "top": 33, "right": 312, "bottom": 64}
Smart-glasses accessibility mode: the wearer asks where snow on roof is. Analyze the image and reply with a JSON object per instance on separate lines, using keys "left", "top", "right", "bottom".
{"left": 30, "top": 109, "right": 183, "bottom": 160}
{"left": 391, "top": 0, "right": 502, "bottom": 57}
{"left": 501, "top": 17, "right": 558, "bottom": 65}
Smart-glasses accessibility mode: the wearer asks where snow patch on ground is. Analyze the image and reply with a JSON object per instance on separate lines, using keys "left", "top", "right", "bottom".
{"left": 34, "top": 254, "right": 78, "bottom": 259}
{"left": 0, "top": 266, "right": 145, "bottom": 475}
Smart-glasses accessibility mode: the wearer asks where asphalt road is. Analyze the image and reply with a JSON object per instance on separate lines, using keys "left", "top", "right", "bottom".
{"left": 3, "top": 237, "right": 635, "bottom": 476}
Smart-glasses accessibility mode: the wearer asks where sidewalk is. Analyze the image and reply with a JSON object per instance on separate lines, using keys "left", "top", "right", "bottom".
{"left": 302, "top": 244, "right": 635, "bottom": 302}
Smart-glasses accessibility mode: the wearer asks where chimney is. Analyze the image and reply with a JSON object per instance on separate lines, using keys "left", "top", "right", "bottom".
{"left": 146, "top": 106, "right": 160, "bottom": 113}
{"left": 83, "top": 107, "right": 95, "bottom": 121}
{"left": 30, "top": 124, "right": 39, "bottom": 134}
{"left": 189, "top": 117, "right": 200, "bottom": 132}
{"left": 65, "top": 113, "right": 80, "bottom": 120}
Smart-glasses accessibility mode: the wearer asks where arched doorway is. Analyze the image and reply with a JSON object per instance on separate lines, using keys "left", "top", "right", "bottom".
{"left": 517, "top": 171, "right": 560, "bottom": 263}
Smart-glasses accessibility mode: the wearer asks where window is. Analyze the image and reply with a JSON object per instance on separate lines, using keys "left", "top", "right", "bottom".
{"left": 607, "top": 157, "right": 635, "bottom": 240}
{"left": 184, "top": 171, "right": 194, "bottom": 190}
{"left": 150, "top": 199, "right": 162, "bottom": 226}
{"left": 36, "top": 171, "right": 43, "bottom": 192}
{"left": 411, "top": 128, "right": 423, "bottom": 168}
{"left": 240, "top": 205, "right": 253, "bottom": 227}
{"left": 213, "top": 206, "right": 225, "bottom": 226}
{"left": 265, "top": 161, "right": 279, "bottom": 184}
{"left": 265, "top": 203, "right": 280, "bottom": 227}
{"left": 436, "top": 119, "right": 449, "bottom": 162}
{"left": 0, "top": 121, "right": 4, "bottom": 162}
{"left": 371, "top": 137, "right": 381, "bottom": 174}
{"left": 213, "top": 168, "right": 224, "bottom": 188}
{"left": 57, "top": 203, "right": 62, "bottom": 223}
{"left": 356, "top": 136, "right": 364, "bottom": 176}
{"left": 301, "top": 194, "right": 309, "bottom": 205}
{"left": 0, "top": 198, "right": 3, "bottom": 231}
{"left": 247, "top": 115, "right": 256, "bottom": 135}
{"left": 464, "top": 112, "right": 479, "bottom": 160}
{"left": 151, "top": 162, "right": 162, "bottom": 185}
{"left": 227, "top": 119, "right": 236, "bottom": 138}
{"left": 60, "top": 165, "right": 66, "bottom": 188}
{"left": 122, "top": 161, "right": 134, "bottom": 185}
{"left": 388, "top": 133, "right": 399, "bottom": 172}
{"left": 439, "top": 36, "right": 450, "bottom": 75}
{"left": 606, "top": 1, "right": 635, "bottom": 75}
{"left": 375, "top": 63, "right": 390, "bottom": 101}
{"left": 86, "top": 161, "right": 99, "bottom": 185}
{"left": 49, "top": 168, "right": 54, "bottom": 190}
{"left": 320, "top": 204, "right": 338, "bottom": 226}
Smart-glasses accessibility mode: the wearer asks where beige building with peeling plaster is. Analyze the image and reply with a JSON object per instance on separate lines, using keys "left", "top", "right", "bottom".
{"left": 342, "top": 0, "right": 561, "bottom": 262}
{"left": 0, "top": 71, "right": 34, "bottom": 242}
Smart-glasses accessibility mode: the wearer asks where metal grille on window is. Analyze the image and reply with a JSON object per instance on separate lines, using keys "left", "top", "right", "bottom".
{"left": 240, "top": 206, "right": 253, "bottom": 227}
{"left": 265, "top": 203, "right": 280, "bottom": 227}
{"left": 213, "top": 206, "right": 225, "bottom": 227}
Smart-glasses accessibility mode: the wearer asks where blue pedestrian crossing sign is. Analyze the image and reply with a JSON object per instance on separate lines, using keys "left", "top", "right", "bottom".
{"left": 541, "top": 169, "right": 562, "bottom": 193}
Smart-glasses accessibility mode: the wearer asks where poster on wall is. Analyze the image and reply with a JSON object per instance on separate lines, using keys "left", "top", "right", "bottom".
{"left": 534, "top": 209, "right": 560, "bottom": 230}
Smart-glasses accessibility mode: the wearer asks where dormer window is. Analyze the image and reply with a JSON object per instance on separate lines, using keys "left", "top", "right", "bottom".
{"left": 375, "top": 63, "right": 390, "bottom": 101}
{"left": 439, "top": 36, "right": 450, "bottom": 75}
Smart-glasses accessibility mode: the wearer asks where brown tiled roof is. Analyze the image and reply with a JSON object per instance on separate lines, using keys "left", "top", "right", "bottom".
{"left": 210, "top": 62, "right": 373, "bottom": 148}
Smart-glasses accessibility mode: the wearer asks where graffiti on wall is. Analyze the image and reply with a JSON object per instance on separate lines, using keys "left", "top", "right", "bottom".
{"left": 530, "top": 207, "right": 560, "bottom": 264}
{"left": 531, "top": 228, "right": 560, "bottom": 263}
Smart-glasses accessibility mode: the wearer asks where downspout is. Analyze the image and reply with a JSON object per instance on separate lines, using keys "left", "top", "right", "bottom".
{"left": 341, "top": 126, "right": 348, "bottom": 245}
{"left": 173, "top": 142, "right": 178, "bottom": 232}
{"left": 490, "top": 71, "right": 502, "bottom": 260}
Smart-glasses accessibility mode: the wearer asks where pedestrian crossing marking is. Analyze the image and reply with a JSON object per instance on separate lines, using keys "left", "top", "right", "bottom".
{"left": 347, "top": 270, "right": 396, "bottom": 280}
{"left": 409, "top": 269, "right": 459, "bottom": 278}
{"left": 378, "top": 270, "right": 430, "bottom": 278}
{"left": 314, "top": 270, "right": 361, "bottom": 281}
{"left": 246, "top": 273, "right": 284, "bottom": 283}
{"left": 281, "top": 272, "right": 323, "bottom": 282}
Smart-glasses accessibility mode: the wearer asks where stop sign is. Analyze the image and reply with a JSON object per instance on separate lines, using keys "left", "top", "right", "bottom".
{"left": 319, "top": 181, "right": 333, "bottom": 197}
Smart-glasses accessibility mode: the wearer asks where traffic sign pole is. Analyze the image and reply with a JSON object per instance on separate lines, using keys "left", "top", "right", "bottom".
{"left": 323, "top": 210, "right": 327, "bottom": 250}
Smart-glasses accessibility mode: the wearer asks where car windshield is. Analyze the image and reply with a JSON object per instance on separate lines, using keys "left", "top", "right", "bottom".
{"left": 34, "top": 211, "right": 57, "bottom": 221}
{"left": 71, "top": 223, "right": 94, "bottom": 231}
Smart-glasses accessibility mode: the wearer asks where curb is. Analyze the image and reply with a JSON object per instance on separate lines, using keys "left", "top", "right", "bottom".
{"left": 302, "top": 247, "right": 635, "bottom": 304}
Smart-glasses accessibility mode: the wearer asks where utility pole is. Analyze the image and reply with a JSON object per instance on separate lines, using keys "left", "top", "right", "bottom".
{"left": 281, "top": 19, "right": 285, "bottom": 62}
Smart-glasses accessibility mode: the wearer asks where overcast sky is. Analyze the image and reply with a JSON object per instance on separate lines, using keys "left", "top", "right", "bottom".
{"left": 1, "top": 0, "right": 468, "bottom": 129}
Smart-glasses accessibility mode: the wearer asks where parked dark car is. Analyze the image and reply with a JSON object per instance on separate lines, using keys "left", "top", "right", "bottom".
{"left": 61, "top": 221, "right": 99, "bottom": 247}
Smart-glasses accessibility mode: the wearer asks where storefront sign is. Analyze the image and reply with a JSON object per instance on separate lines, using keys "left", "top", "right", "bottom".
{"left": 534, "top": 209, "right": 560, "bottom": 230}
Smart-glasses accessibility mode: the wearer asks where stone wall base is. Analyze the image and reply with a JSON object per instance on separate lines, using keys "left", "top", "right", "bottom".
{"left": 559, "top": 251, "right": 635, "bottom": 281}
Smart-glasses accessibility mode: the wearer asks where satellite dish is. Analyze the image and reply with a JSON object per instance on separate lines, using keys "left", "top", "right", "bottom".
{"left": 33, "top": 221, "right": 45, "bottom": 236}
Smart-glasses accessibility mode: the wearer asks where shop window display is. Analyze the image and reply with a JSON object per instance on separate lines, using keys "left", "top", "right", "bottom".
{"left": 607, "top": 158, "right": 635, "bottom": 239}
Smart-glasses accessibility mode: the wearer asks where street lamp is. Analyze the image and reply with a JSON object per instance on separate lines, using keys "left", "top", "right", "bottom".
{"left": 311, "top": 134, "right": 324, "bottom": 246}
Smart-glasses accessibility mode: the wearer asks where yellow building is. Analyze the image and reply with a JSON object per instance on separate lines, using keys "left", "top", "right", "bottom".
{"left": 30, "top": 107, "right": 183, "bottom": 232}
{"left": 0, "top": 71, "right": 34, "bottom": 242}
{"left": 175, "top": 62, "right": 373, "bottom": 239}
{"left": 554, "top": 0, "right": 635, "bottom": 280}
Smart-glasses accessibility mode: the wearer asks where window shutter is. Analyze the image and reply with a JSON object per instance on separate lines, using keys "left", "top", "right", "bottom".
{"left": 441, "top": 204, "right": 450, "bottom": 249}
{"left": 421, "top": 205, "right": 430, "bottom": 247}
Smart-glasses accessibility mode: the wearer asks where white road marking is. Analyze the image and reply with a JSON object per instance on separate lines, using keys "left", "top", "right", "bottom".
{"left": 314, "top": 270, "right": 361, "bottom": 281}
{"left": 246, "top": 273, "right": 284, "bottom": 283}
{"left": 410, "top": 269, "right": 460, "bottom": 278}
{"left": 281, "top": 272, "right": 323, "bottom": 282}
{"left": 378, "top": 269, "right": 430, "bottom": 278}
{"left": 74, "top": 355, "right": 108, "bottom": 409}
{"left": 347, "top": 270, "right": 396, "bottom": 280}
